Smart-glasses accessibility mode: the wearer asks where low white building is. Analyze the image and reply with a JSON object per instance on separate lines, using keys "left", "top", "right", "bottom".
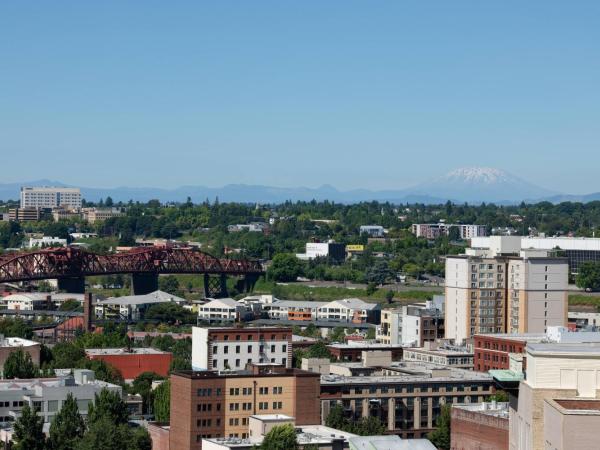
{"left": 198, "top": 298, "right": 248, "bottom": 324}
{"left": 0, "top": 369, "right": 121, "bottom": 425}
{"left": 359, "top": 225, "right": 385, "bottom": 237}
{"left": 295, "top": 242, "right": 346, "bottom": 262}
{"left": 263, "top": 300, "right": 328, "bottom": 321}
{"left": 94, "top": 290, "right": 186, "bottom": 321}
{"left": 317, "top": 298, "right": 381, "bottom": 324}
{"left": 27, "top": 236, "right": 67, "bottom": 248}
{"left": 2, "top": 293, "right": 85, "bottom": 311}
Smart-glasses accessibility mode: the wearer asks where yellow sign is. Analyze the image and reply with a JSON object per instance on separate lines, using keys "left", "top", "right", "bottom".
{"left": 346, "top": 244, "right": 364, "bottom": 252}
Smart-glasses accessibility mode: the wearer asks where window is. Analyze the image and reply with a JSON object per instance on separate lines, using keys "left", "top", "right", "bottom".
{"left": 47, "top": 400, "right": 59, "bottom": 412}
{"left": 248, "top": 345, "right": 252, "bottom": 352}
{"left": 212, "top": 346, "right": 218, "bottom": 354}
{"left": 236, "top": 335, "right": 241, "bottom": 341}
{"left": 235, "top": 359, "right": 240, "bottom": 367}
{"left": 224, "top": 346, "right": 229, "bottom": 354}
{"left": 236, "top": 345, "right": 240, "bottom": 353}
{"left": 259, "top": 387, "right": 269, "bottom": 395}
{"left": 271, "top": 345, "right": 276, "bottom": 352}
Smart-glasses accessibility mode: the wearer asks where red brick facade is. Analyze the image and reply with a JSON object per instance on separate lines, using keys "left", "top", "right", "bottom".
{"left": 86, "top": 351, "right": 172, "bottom": 379}
{"left": 473, "top": 335, "right": 527, "bottom": 372}
{"left": 451, "top": 406, "right": 509, "bottom": 450}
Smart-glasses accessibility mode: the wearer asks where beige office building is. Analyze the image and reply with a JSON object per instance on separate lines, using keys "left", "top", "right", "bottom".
{"left": 509, "top": 343, "right": 600, "bottom": 450}
{"left": 445, "top": 237, "right": 567, "bottom": 344}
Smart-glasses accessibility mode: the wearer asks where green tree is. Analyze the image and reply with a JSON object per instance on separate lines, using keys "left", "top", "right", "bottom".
{"left": 329, "top": 326, "right": 346, "bottom": 343}
{"left": 132, "top": 372, "right": 164, "bottom": 414}
{"left": 487, "top": 390, "right": 509, "bottom": 402}
{"left": 576, "top": 261, "right": 600, "bottom": 291}
{"left": 48, "top": 393, "right": 86, "bottom": 450}
{"left": 12, "top": 404, "right": 46, "bottom": 450}
{"left": 307, "top": 342, "right": 333, "bottom": 359}
{"left": 258, "top": 424, "right": 298, "bottom": 450}
{"left": 353, "top": 415, "right": 386, "bottom": 436}
{"left": 75, "top": 417, "right": 127, "bottom": 450}
{"left": 153, "top": 380, "right": 171, "bottom": 422}
{"left": 325, "top": 404, "right": 348, "bottom": 430}
{"left": 158, "top": 275, "right": 181, "bottom": 295}
{"left": 3, "top": 349, "right": 37, "bottom": 379}
{"left": 267, "top": 253, "right": 303, "bottom": 282}
{"left": 0, "top": 318, "right": 33, "bottom": 339}
{"left": 50, "top": 342, "right": 86, "bottom": 368}
{"left": 428, "top": 404, "right": 451, "bottom": 450}
{"left": 365, "top": 327, "right": 376, "bottom": 340}
{"left": 87, "top": 389, "right": 129, "bottom": 426}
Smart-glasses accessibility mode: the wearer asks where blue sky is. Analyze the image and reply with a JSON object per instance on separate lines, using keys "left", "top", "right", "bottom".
{"left": 1, "top": 1, "right": 599, "bottom": 193}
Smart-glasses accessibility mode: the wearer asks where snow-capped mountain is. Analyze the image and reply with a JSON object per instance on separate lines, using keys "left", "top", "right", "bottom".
{"left": 406, "top": 167, "right": 557, "bottom": 203}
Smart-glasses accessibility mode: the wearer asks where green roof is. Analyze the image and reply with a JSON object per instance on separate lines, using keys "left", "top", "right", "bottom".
{"left": 489, "top": 369, "right": 524, "bottom": 382}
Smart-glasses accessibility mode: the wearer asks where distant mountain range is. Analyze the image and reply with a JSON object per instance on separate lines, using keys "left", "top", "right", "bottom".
{"left": 1, "top": 168, "right": 598, "bottom": 204}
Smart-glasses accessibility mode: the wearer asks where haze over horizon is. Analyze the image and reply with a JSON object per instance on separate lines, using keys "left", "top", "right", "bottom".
{"left": 2, "top": 2, "right": 600, "bottom": 194}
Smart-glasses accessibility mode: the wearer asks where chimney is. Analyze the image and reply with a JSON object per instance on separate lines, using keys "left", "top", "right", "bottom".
{"left": 83, "top": 292, "right": 93, "bottom": 332}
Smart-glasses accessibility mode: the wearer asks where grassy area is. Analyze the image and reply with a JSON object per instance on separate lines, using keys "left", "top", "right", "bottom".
{"left": 569, "top": 294, "right": 600, "bottom": 307}
{"left": 253, "top": 279, "right": 441, "bottom": 303}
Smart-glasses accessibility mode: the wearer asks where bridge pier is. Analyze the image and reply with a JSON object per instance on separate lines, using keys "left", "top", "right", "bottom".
{"left": 131, "top": 273, "right": 159, "bottom": 295}
{"left": 57, "top": 277, "right": 86, "bottom": 294}
{"left": 235, "top": 274, "right": 260, "bottom": 294}
{"left": 204, "top": 273, "right": 228, "bottom": 299}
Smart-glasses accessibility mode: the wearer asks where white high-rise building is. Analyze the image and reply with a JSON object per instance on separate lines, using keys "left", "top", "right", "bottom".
{"left": 20, "top": 186, "right": 82, "bottom": 209}
{"left": 445, "top": 236, "right": 568, "bottom": 344}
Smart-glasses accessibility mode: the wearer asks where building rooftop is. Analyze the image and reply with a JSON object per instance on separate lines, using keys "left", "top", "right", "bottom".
{"left": 269, "top": 300, "right": 328, "bottom": 308}
{"left": 452, "top": 401, "right": 509, "bottom": 419}
{"left": 548, "top": 398, "right": 600, "bottom": 415}
{"left": 404, "top": 346, "right": 472, "bottom": 356}
{"left": 321, "top": 362, "right": 492, "bottom": 385}
{"left": 349, "top": 435, "right": 436, "bottom": 450}
{"left": 85, "top": 347, "right": 170, "bottom": 356}
{"left": 327, "top": 341, "right": 403, "bottom": 350}
{"left": 527, "top": 342, "right": 600, "bottom": 356}
{"left": 97, "top": 290, "right": 186, "bottom": 306}
{"left": 324, "top": 298, "right": 379, "bottom": 310}
{"left": 488, "top": 369, "right": 524, "bottom": 383}
{"left": 475, "top": 332, "right": 547, "bottom": 343}
{"left": 0, "top": 336, "right": 39, "bottom": 348}
{"left": 200, "top": 298, "right": 242, "bottom": 308}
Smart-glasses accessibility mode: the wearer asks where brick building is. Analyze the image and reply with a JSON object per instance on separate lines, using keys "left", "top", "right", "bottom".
{"left": 169, "top": 364, "right": 320, "bottom": 450}
{"left": 85, "top": 347, "right": 172, "bottom": 380}
{"left": 450, "top": 402, "right": 509, "bottom": 450}
{"left": 473, "top": 333, "right": 545, "bottom": 372}
{"left": 191, "top": 327, "right": 292, "bottom": 371}
{"left": 0, "top": 337, "right": 40, "bottom": 377}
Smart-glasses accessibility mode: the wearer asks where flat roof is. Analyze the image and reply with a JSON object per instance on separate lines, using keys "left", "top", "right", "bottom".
{"left": 489, "top": 369, "right": 524, "bottom": 382}
{"left": 452, "top": 401, "right": 509, "bottom": 418}
{"left": 527, "top": 342, "right": 600, "bottom": 356}
{"left": 475, "top": 333, "right": 547, "bottom": 343}
{"left": 321, "top": 362, "right": 492, "bottom": 385}
{"left": 173, "top": 367, "right": 319, "bottom": 380}
{"left": 327, "top": 342, "right": 404, "bottom": 350}
{"left": 85, "top": 347, "right": 170, "bottom": 356}
{"left": 404, "top": 347, "right": 473, "bottom": 356}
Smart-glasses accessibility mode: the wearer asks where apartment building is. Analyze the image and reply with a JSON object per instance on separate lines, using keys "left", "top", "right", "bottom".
{"left": 169, "top": 364, "right": 320, "bottom": 450}
{"left": 445, "top": 236, "right": 568, "bottom": 344}
{"left": 320, "top": 361, "right": 495, "bottom": 439}
{"left": 20, "top": 186, "right": 82, "bottom": 209}
{"left": 261, "top": 300, "right": 327, "bottom": 321}
{"left": 191, "top": 327, "right": 292, "bottom": 371}
{"left": 198, "top": 299, "right": 248, "bottom": 324}
{"left": 317, "top": 298, "right": 381, "bottom": 324}
{"left": 508, "top": 342, "right": 600, "bottom": 450}
{"left": 28, "top": 236, "right": 68, "bottom": 248}
{"left": 326, "top": 342, "right": 404, "bottom": 362}
{"left": 412, "top": 223, "right": 487, "bottom": 240}
{"left": 0, "top": 369, "right": 121, "bottom": 425}
{"left": 377, "top": 302, "right": 444, "bottom": 346}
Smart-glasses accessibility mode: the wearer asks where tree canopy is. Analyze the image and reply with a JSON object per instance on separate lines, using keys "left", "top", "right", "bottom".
{"left": 3, "top": 349, "right": 37, "bottom": 379}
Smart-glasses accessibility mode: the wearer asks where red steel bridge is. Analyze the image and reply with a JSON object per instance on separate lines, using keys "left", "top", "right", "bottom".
{"left": 0, "top": 246, "right": 264, "bottom": 297}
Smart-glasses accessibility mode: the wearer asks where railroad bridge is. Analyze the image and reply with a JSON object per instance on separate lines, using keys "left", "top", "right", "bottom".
{"left": 0, "top": 246, "right": 263, "bottom": 298}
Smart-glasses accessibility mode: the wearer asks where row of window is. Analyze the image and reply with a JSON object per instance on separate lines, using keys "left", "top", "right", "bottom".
{"left": 213, "top": 344, "right": 287, "bottom": 354}
{"left": 217, "top": 334, "right": 287, "bottom": 341}
{"left": 213, "top": 357, "right": 287, "bottom": 368}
